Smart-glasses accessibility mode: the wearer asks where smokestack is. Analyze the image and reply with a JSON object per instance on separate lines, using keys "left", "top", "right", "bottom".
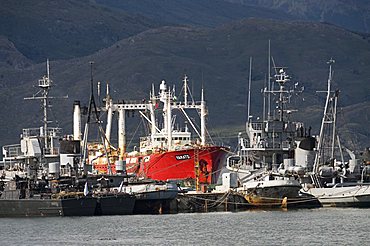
{"left": 73, "top": 100, "right": 81, "bottom": 140}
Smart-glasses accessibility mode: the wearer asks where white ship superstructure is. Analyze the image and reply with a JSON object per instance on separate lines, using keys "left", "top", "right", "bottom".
{"left": 102, "top": 75, "right": 207, "bottom": 156}
{"left": 0, "top": 61, "right": 80, "bottom": 181}
{"left": 227, "top": 65, "right": 314, "bottom": 182}
{"left": 1, "top": 61, "right": 63, "bottom": 178}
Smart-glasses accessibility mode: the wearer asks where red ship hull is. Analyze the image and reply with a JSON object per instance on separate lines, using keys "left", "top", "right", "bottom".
{"left": 94, "top": 146, "right": 227, "bottom": 184}
{"left": 125, "top": 146, "right": 228, "bottom": 184}
{"left": 92, "top": 146, "right": 228, "bottom": 184}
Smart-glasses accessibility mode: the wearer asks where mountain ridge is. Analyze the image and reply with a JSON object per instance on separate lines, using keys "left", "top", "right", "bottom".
{"left": 225, "top": 0, "right": 370, "bottom": 33}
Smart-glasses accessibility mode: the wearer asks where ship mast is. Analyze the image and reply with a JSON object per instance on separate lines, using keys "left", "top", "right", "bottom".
{"left": 166, "top": 86, "right": 172, "bottom": 150}
{"left": 149, "top": 84, "right": 157, "bottom": 144}
{"left": 275, "top": 68, "right": 290, "bottom": 121}
{"left": 184, "top": 75, "right": 188, "bottom": 106}
{"left": 247, "top": 57, "right": 252, "bottom": 123}
{"left": 200, "top": 87, "right": 206, "bottom": 146}
{"left": 313, "top": 58, "right": 338, "bottom": 186}
{"left": 267, "top": 39, "right": 271, "bottom": 121}
{"left": 105, "top": 83, "right": 113, "bottom": 146}
{"left": 81, "top": 61, "right": 112, "bottom": 175}
{"left": 24, "top": 59, "right": 67, "bottom": 154}
{"left": 263, "top": 67, "right": 291, "bottom": 122}
{"left": 42, "top": 60, "right": 51, "bottom": 151}
{"left": 181, "top": 75, "right": 206, "bottom": 145}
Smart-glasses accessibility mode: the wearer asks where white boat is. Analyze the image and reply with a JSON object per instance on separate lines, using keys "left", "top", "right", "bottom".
{"left": 305, "top": 183, "right": 370, "bottom": 207}
{"left": 119, "top": 180, "right": 178, "bottom": 201}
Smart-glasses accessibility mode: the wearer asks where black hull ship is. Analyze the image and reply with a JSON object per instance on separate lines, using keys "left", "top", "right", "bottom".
{"left": 0, "top": 179, "right": 136, "bottom": 217}
{"left": 0, "top": 194, "right": 135, "bottom": 217}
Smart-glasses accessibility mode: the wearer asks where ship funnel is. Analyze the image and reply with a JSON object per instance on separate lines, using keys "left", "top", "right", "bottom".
{"left": 160, "top": 80, "right": 167, "bottom": 91}
{"left": 73, "top": 100, "right": 81, "bottom": 140}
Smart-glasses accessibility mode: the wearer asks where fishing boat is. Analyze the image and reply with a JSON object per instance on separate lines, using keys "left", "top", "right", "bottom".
{"left": 83, "top": 174, "right": 177, "bottom": 215}
{"left": 116, "top": 179, "right": 178, "bottom": 214}
{"left": 87, "top": 177, "right": 136, "bottom": 216}
{"left": 89, "top": 75, "right": 228, "bottom": 185}
{"left": 72, "top": 63, "right": 178, "bottom": 215}
{"left": 241, "top": 178, "right": 320, "bottom": 209}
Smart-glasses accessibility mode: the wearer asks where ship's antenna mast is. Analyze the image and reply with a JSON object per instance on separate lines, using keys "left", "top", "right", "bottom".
{"left": 81, "top": 61, "right": 112, "bottom": 175}
{"left": 184, "top": 75, "right": 188, "bottom": 106}
{"left": 24, "top": 59, "right": 67, "bottom": 154}
{"left": 274, "top": 68, "right": 290, "bottom": 121}
{"left": 43, "top": 59, "right": 51, "bottom": 151}
{"left": 267, "top": 39, "right": 271, "bottom": 120}
{"left": 313, "top": 58, "right": 337, "bottom": 187}
{"left": 247, "top": 57, "right": 252, "bottom": 123}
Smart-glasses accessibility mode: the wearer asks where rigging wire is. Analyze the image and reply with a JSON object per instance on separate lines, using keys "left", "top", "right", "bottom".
{"left": 126, "top": 118, "right": 143, "bottom": 149}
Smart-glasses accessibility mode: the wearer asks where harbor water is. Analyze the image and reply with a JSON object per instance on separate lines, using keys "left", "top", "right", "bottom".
{"left": 0, "top": 208, "right": 369, "bottom": 245}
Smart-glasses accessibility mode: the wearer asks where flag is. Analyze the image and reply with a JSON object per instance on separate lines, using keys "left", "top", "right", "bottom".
{"left": 118, "top": 181, "right": 124, "bottom": 193}
{"left": 84, "top": 182, "right": 89, "bottom": 196}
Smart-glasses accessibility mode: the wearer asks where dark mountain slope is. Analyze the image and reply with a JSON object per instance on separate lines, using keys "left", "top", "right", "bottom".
{"left": 0, "top": 0, "right": 162, "bottom": 62}
{"left": 3, "top": 0, "right": 367, "bottom": 65}
{"left": 95, "top": 0, "right": 292, "bottom": 27}
{"left": 0, "top": 36, "right": 33, "bottom": 70}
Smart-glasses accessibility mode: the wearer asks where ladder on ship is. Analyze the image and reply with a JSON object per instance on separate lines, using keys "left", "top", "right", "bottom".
{"left": 194, "top": 147, "right": 200, "bottom": 191}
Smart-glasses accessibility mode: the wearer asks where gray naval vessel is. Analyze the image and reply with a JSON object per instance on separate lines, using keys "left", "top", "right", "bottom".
{"left": 223, "top": 56, "right": 320, "bottom": 209}
{"left": 0, "top": 60, "right": 136, "bottom": 217}
{"left": 224, "top": 57, "right": 370, "bottom": 208}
